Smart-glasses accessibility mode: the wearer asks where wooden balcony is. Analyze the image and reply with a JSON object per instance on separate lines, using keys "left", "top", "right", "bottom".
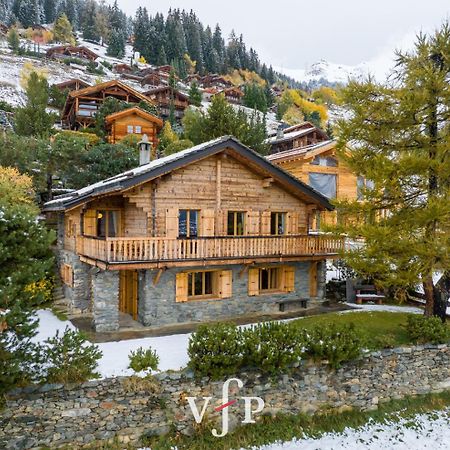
{"left": 75, "top": 235, "right": 343, "bottom": 267}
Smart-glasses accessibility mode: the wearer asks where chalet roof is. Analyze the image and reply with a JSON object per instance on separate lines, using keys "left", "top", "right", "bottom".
{"left": 43, "top": 136, "right": 334, "bottom": 212}
{"left": 46, "top": 45, "right": 99, "bottom": 59}
{"left": 53, "top": 78, "right": 91, "bottom": 89}
{"left": 218, "top": 87, "right": 244, "bottom": 97}
{"left": 105, "top": 107, "right": 163, "bottom": 128}
{"left": 143, "top": 86, "right": 190, "bottom": 102}
{"left": 266, "top": 140, "right": 336, "bottom": 164}
{"left": 266, "top": 127, "right": 317, "bottom": 144}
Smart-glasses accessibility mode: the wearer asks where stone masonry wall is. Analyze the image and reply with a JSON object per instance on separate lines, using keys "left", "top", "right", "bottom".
{"left": 1, "top": 344, "right": 449, "bottom": 449}
{"left": 91, "top": 269, "right": 119, "bottom": 332}
{"left": 138, "top": 261, "right": 323, "bottom": 327}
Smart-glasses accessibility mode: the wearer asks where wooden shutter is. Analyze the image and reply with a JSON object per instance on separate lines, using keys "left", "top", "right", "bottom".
{"left": 283, "top": 266, "right": 295, "bottom": 292}
{"left": 219, "top": 270, "right": 232, "bottom": 298}
{"left": 287, "top": 211, "right": 300, "bottom": 235}
{"left": 309, "top": 262, "right": 318, "bottom": 297}
{"left": 248, "top": 268, "right": 259, "bottom": 296}
{"left": 83, "top": 209, "right": 97, "bottom": 236}
{"left": 175, "top": 272, "right": 188, "bottom": 302}
{"left": 261, "top": 211, "right": 271, "bottom": 235}
{"left": 201, "top": 209, "right": 215, "bottom": 236}
{"left": 166, "top": 208, "right": 179, "bottom": 238}
{"left": 246, "top": 211, "right": 259, "bottom": 235}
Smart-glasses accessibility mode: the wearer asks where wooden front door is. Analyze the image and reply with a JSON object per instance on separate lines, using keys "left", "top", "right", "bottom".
{"left": 309, "top": 262, "right": 318, "bottom": 297}
{"left": 119, "top": 270, "right": 138, "bottom": 320}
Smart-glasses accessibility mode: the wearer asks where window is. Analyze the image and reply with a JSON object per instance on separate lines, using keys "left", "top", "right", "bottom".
{"left": 96, "top": 210, "right": 120, "bottom": 238}
{"left": 357, "top": 176, "right": 375, "bottom": 200}
{"left": 176, "top": 270, "right": 232, "bottom": 302}
{"left": 311, "top": 156, "right": 338, "bottom": 167}
{"left": 60, "top": 263, "right": 73, "bottom": 287}
{"left": 188, "top": 271, "right": 215, "bottom": 298}
{"left": 227, "top": 211, "right": 245, "bottom": 236}
{"left": 259, "top": 267, "right": 281, "bottom": 291}
{"left": 127, "top": 125, "right": 134, "bottom": 134}
{"left": 178, "top": 210, "right": 199, "bottom": 238}
{"left": 270, "top": 212, "right": 286, "bottom": 235}
{"left": 309, "top": 173, "right": 337, "bottom": 199}
{"left": 135, "top": 125, "right": 142, "bottom": 134}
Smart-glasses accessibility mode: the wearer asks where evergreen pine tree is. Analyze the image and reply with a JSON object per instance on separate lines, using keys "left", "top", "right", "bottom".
{"left": 7, "top": 26, "right": 20, "bottom": 53}
{"left": 81, "top": 0, "right": 100, "bottom": 42}
{"left": 106, "top": 29, "right": 125, "bottom": 58}
{"left": 53, "top": 13, "right": 75, "bottom": 44}
{"left": 335, "top": 24, "right": 450, "bottom": 320}
{"left": 188, "top": 80, "right": 202, "bottom": 107}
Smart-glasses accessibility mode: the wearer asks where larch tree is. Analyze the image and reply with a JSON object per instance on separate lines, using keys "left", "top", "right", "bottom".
{"left": 53, "top": 13, "right": 75, "bottom": 44}
{"left": 335, "top": 23, "right": 450, "bottom": 320}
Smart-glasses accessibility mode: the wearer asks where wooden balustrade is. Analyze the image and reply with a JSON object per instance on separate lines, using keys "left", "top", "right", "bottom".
{"left": 76, "top": 235, "right": 343, "bottom": 263}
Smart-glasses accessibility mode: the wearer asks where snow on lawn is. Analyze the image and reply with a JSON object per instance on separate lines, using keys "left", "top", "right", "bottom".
{"left": 341, "top": 303, "right": 423, "bottom": 314}
{"left": 32, "top": 310, "right": 190, "bottom": 378}
{"left": 245, "top": 409, "right": 450, "bottom": 450}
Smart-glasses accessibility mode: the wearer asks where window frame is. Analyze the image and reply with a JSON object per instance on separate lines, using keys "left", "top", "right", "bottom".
{"left": 227, "top": 211, "right": 246, "bottom": 236}
{"left": 259, "top": 267, "right": 281, "bottom": 293}
{"left": 127, "top": 125, "right": 134, "bottom": 134}
{"left": 178, "top": 209, "right": 199, "bottom": 238}
{"left": 96, "top": 209, "right": 121, "bottom": 238}
{"left": 187, "top": 270, "right": 218, "bottom": 300}
{"left": 270, "top": 212, "right": 286, "bottom": 235}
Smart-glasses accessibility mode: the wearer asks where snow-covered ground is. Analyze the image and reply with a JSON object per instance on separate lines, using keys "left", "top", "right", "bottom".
{"left": 33, "top": 303, "right": 422, "bottom": 379}
{"left": 341, "top": 302, "right": 423, "bottom": 314}
{"left": 246, "top": 409, "right": 450, "bottom": 450}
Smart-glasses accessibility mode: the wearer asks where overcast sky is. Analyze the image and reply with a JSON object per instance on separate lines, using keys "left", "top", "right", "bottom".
{"left": 115, "top": 0, "right": 450, "bottom": 71}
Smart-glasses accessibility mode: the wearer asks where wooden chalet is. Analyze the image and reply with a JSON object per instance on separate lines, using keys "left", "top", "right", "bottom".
{"left": 44, "top": 136, "right": 342, "bottom": 332}
{"left": 200, "top": 74, "right": 232, "bottom": 89}
{"left": 267, "top": 139, "right": 360, "bottom": 228}
{"left": 105, "top": 107, "right": 163, "bottom": 145}
{"left": 53, "top": 79, "right": 91, "bottom": 92}
{"left": 46, "top": 45, "right": 99, "bottom": 62}
{"left": 267, "top": 122, "right": 329, "bottom": 154}
{"left": 61, "top": 80, "right": 155, "bottom": 130}
{"left": 0, "top": 23, "right": 9, "bottom": 36}
{"left": 143, "top": 86, "right": 190, "bottom": 120}
{"left": 214, "top": 87, "right": 244, "bottom": 105}
{"left": 140, "top": 71, "right": 168, "bottom": 88}
{"left": 113, "top": 63, "right": 134, "bottom": 74}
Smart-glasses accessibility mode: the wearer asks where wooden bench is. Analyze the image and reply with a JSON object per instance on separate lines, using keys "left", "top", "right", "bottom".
{"left": 355, "top": 285, "right": 385, "bottom": 305}
{"left": 277, "top": 298, "right": 308, "bottom": 312}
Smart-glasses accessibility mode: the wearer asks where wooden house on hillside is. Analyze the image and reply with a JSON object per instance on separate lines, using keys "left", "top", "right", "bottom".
{"left": 46, "top": 45, "right": 99, "bottom": 62}
{"left": 61, "top": 80, "right": 155, "bottom": 130}
{"left": 113, "top": 63, "right": 134, "bottom": 74}
{"left": 267, "top": 122, "right": 330, "bottom": 154}
{"left": 200, "top": 74, "right": 232, "bottom": 89}
{"left": 213, "top": 87, "right": 244, "bottom": 105}
{"left": 53, "top": 79, "right": 91, "bottom": 92}
{"left": 267, "top": 140, "right": 362, "bottom": 228}
{"left": 43, "top": 136, "right": 342, "bottom": 332}
{"left": 105, "top": 107, "right": 163, "bottom": 145}
{"left": 143, "top": 86, "right": 190, "bottom": 120}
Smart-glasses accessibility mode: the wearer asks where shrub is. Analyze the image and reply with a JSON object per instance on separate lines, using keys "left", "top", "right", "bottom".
{"left": 406, "top": 315, "right": 449, "bottom": 345}
{"left": 128, "top": 347, "right": 159, "bottom": 374}
{"left": 43, "top": 327, "right": 102, "bottom": 383}
{"left": 242, "top": 322, "right": 304, "bottom": 374}
{"left": 188, "top": 323, "right": 244, "bottom": 379}
{"left": 24, "top": 277, "right": 54, "bottom": 307}
{"left": 302, "top": 323, "right": 366, "bottom": 369}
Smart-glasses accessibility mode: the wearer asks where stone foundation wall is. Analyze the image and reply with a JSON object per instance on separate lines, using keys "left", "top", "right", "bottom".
{"left": 138, "top": 261, "right": 324, "bottom": 327}
{"left": 1, "top": 344, "right": 449, "bottom": 449}
{"left": 91, "top": 270, "right": 119, "bottom": 332}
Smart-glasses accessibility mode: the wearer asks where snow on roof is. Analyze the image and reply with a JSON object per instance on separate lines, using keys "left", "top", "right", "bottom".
{"left": 266, "top": 140, "right": 336, "bottom": 162}
{"left": 265, "top": 127, "right": 317, "bottom": 144}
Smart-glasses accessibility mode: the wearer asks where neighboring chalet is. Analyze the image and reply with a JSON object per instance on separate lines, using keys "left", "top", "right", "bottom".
{"left": 267, "top": 122, "right": 330, "bottom": 154}
{"left": 61, "top": 80, "right": 155, "bottom": 130}
{"left": 113, "top": 63, "right": 134, "bottom": 74}
{"left": 53, "top": 78, "right": 91, "bottom": 92}
{"left": 43, "top": 136, "right": 342, "bottom": 332}
{"left": 214, "top": 87, "right": 244, "bottom": 105}
{"left": 46, "top": 45, "right": 99, "bottom": 62}
{"left": 267, "top": 139, "right": 361, "bottom": 228}
{"left": 200, "top": 74, "right": 232, "bottom": 89}
{"left": 105, "top": 107, "right": 163, "bottom": 145}
{"left": 143, "top": 86, "right": 190, "bottom": 120}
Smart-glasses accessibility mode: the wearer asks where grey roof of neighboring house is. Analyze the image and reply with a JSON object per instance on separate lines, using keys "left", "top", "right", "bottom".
{"left": 43, "top": 136, "right": 334, "bottom": 212}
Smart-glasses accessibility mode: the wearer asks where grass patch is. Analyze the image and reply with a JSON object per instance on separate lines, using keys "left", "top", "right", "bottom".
{"left": 145, "top": 390, "right": 450, "bottom": 450}
{"left": 292, "top": 311, "right": 423, "bottom": 350}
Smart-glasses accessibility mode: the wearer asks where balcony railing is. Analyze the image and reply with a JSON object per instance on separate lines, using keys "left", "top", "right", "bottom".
{"left": 75, "top": 235, "right": 343, "bottom": 264}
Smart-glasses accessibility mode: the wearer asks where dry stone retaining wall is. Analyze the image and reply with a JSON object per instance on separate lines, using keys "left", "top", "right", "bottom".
{"left": 1, "top": 344, "right": 449, "bottom": 449}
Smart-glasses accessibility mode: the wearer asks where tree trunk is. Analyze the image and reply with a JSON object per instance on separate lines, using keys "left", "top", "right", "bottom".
{"left": 47, "top": 172, "right": 53, "bottom": 202}
{"left": 423, "top": 276, "right": 435, "bottom": 317}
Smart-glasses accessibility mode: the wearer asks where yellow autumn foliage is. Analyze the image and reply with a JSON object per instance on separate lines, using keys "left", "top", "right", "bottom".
{"left": 225, "top": 69, "right": 265, "bottom": 87}
{"left": 19, "top": 62, "right": 48, "bottom": 90}
{"left": 24, "top": 278, "right": 54, "bottom": 306}
{"left": 0, "top": 166, "right": 36, "bottom": 209}
{"left": 312, "top": 86, "right": 340, "bottom": 105}
{"left": 282, "top": 105, "right": 304, "bottom": 125}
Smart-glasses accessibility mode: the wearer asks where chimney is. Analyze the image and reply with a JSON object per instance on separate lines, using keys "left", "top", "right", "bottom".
{"left": 138, "top": 134, "right": 152, "bottom": 166}
{"left": 276, "top": 126, "right": 284, "bottom": 140}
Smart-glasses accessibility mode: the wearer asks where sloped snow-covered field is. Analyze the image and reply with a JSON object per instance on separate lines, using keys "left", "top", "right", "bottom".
{"left": 246, "top": 409, "right": 450, "bottom": 450}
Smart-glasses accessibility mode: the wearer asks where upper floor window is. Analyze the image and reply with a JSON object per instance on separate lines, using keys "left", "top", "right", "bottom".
{"left": 127, "top": 125, "right": 134, "bottom": 134}
{"left": 311, "top": 156, "right": 338, "bottom": 167}
{"left": 179, "top": 210, "right": 199, "bottom": 238}
{"left": 135, "top": 125, "right": 142, "bottom": 134}
{"left": 270, "top": 212, "right": 286, "bottom": 235}
{"left": 227, "top": 211, "right": 245, "bottom": 236}
{"left": 309, "top": 173, "right": 337, "bottom": 199}
{"left": 96, "top": 210, "right": 120, "bottom": 238}
{"left": 357, "top": 176, "right": 375, "bottom": 200}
